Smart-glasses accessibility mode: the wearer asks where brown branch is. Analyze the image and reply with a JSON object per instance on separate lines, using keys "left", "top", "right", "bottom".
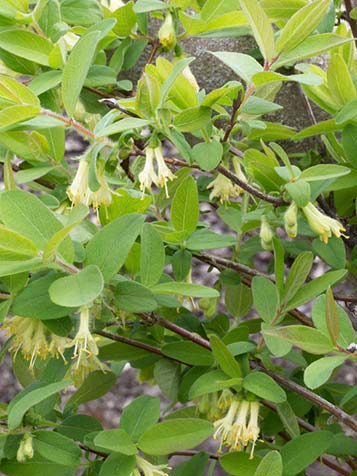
{"left": 334, "top": 294, "right": 357, "bottom": 303}
{"left": 41, "top": 109, "right": 97, "bottom": 141}
{"left": 171, "top": 450, "right": 219, "bottom": 461}
{"left": 222, "top": 91, "right": 243, "bottom": 142}
{"left": 344, "top": 0, "right": 357, "bottom": 45}
{"left": 146, "top": 39, "right": 160, "bottom": 65}
{"left": 253, "top": 361, "right": 357, "bottom": 432}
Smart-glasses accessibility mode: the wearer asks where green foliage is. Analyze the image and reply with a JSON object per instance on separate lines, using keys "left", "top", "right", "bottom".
{"left": 0, "top": 2, "right": 355, "bottom": 476}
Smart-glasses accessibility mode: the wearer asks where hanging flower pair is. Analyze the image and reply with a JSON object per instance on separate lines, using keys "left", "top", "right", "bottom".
{"left": 207, "top": 158, "right": 247, "bottom": 203}
{"left": 139, "top": 144, "right": 176, "bottom": 198}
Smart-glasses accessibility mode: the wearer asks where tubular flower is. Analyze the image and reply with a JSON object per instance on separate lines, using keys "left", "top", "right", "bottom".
{"left": 3, "top": 317, "right": 49, "bottom": 368}
{"left": 260, "top": 216, "right": 274, "bottom": 251}
{"left": 213, "top": 398, "right": 261, "bottom": 458}
{"left": 158, "top": 13, "right": 176, "bottom": 50}
{"left": 134, "top": 455, "right": 171, "bottom": 476}
{"left": 232, "top": 158, "right": 247, "bottom": 186}
{"left": 207, "top": 173, "right": 242, "bottom": 203}
{"left": 154, "top": 145, "right": 176, "bottom": 197}
{"left": 67, "top": 159, "right": 90, "bottom": 206}
{"left": 49, "top": 334, "right": 70, "bottom": 362}
{"left": 16, "top": 433, "right": 34, "bottom": 463}
{"left": 284, "top": 202, "right": 298, "bottom": 238}
{"left": 67, "top": 159, "right": 112, "bottom": 209}
{"left": 67, "top": 306, "right": 100, "bottom": 369}
{"left": 101, "top": 0, "right": 124, "bottom": 11}
{"left": 139, "top": 146, "right": 175, "bottom": 197}
{"left": 302, "top": 202, "right": 346, "bottom": 244}
{"left": 139, "top": 147, "right": 158, "bottom": 196}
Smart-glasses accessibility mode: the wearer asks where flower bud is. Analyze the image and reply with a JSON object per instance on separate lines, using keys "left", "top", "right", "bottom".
{"left": 260, "top": 216, "right": 274, "bottom": 251}
{"left": 17, "top": 434, "right": 34, "bottom": 463}
{"left": 284, "top": 202, "right": 298, "bottom": 238}
{"left": 158, "top": 13, "right": 176, "bottom": 50}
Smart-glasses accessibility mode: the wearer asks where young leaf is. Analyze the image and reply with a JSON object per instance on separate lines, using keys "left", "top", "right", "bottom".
{"left": 210, "top": 335, "right": 242, "bottom": 378}
{"left": 210, "top": 51, "right": 263, "bottom": 83}
{"left": 327, "top": 54, "right": 357, "bottom": 106}
{"left": 62, "top": 30, "right": 101, "bottom": 116}
{"left": 240, "top": 0, "right": 275, "bottom": 63}
{"left": 325, "top": 287, "right": 340, "bottom": 344}
{"left": 275, "top": 0, "right": 330, "bottom": 54}
{"left": 251, "top": 276, "right": 279, "bottom": 323}
{"left": 171, "top": 175, "right": 199, "bottom": 234}
{"left": 283, "top": 251, "right": 313, "bottom": 306}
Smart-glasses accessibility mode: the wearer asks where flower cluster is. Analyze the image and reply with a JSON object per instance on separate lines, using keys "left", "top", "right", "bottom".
{"left": 207, "top": 159, "right": 246, "bottom": 203}
{"left": 213, "top": 396, "right": 260, "bottom": 458}
{"left": 139, "top": 145, "right": 175, "bottom": 197}
{"left": 2, "top": 316, "right": 68, "bottom": 368}
{"left": 67, "top": 159, "right": 112, "bottom": 210}
{"left": 302, "top": 202, "right": 346, "bottom": 243}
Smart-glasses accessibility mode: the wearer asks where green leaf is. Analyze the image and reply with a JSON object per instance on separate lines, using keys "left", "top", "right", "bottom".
{"left": 96, "top": 117, "right": 152, "bottom": 137}
{"left": 299, "top": 164, "right": 350, "bottom": 182}
{"left": 56, "top": 415, "right": 103, "bottom": 442}
{"left": 94, "top": 429, "right": 137, "bottom": 455}
{"left": 62, "top": 31, "right": 101, "bottom": 116}
{"left": 49, "top": 265, "right": 104, "bottom": 307}
{"left": 220, "top": 452, "right": 261, "bottom": 476}
{"left": 276, "top": 401, "right": 300, "bottom": 438}
{"left": 152, "top": 282, "right": 219, "bottom": 298}
{"left": 240, "top": 0, "right": 275, "bottom": 63}
{"left": 0, "top": 257, "right": 43, "bottom": 278}
{"left": 192, "top": 141, "right": 223, "bottom": 171}
{"left": 241, "top": 96, "right": 282, "bottom": 115}
{"left": 0, "top": 460, "right": 76, "bottom": 476}
{"left": 285, "top": 180, "right": 311, "bottom": 207}
{"left": 133, "top": 0, "right": 168, "bottom": 13}
{"left": 171, "top": 176, "right": 199, "bottom": 234}
{"left": 8, "top": 380, "right": 71, "bottom": 429}
{"left": 186, "top": 230, "right": 236, "bottom": 251}
{"left": 304, "top": 355, "right": 346, "bottom": 389}
{"left": 32, "top": 431, "right": 81, "bottom": 467}
{"left": 312, "top": 237, "right": 346, "bottom": 270}
{"left": 140, "top": 223, "right": 165, "bottom": 287}
{"left": 251, "top": 276, "right": 278, "bottom": 324}
{"left": 173, "top": 106, "right": 211, "bottom": 133}
{"left": 0, "top": 75, "right": 40, "bottom": 106}
{"left": 138, "top": 418, "right": 214, "bottom": 455}
{"left": 159, "top": 56, "right": 194, "bottom": 108}
{"left": 225, "top": 283, "right": 252, "bottom": 318}
{"left": 274, "top": 34, "right": 353, "bottom": 68}
{"left": 283, "top": 251, "right": 313, "bottom": 305}
{"left": 336, "top": 98, "right": 357, "bottom": 124}
{"left": 0, "top": 105, "right": 41, "bottom": 131}
{"left": 325, "top": 287, "right": 340, "bottom": 344}
{"left": 12, "top": 273, "right": 75, "bottom": 320}
{"left": 66, "top": 371, "right": 116, "bottom": 408}
{"left": 254, "top": 451, "right": 282, "bottom": 476}
{"left": 210, "top": 335, "right": 241, "bottom": 378}
{"left": 61, "top": 0, "right": 103, "bottom": 26}
{"left": 161, "top": 341, "right": 214, "bottom": 366}
{"left": 275, "top": 0, "right": 330, "bottom": 54}
{"left": 0, "top": 190, "right": 73, "bottom": 262}
{"left": 210, "top": 51, "right": 262, "bottom": 83}
{"left": 85, "top": 213, "right": 144, "bottom": 280}
{"left": 43, "top": 205, "right": 88, "bottom": 263}
{"left": 312, "top": 295, "right": 354, "bottom": 348}
{"left": 285, "top": 269, "right": 347, "bottom": 310}
{"left": 121, "top": 396, "right": 161, "bottom": 442}
{"left": 136, "top": 72, "right": 161, "bottom": 118}
{"left": 263, "top": 326, "right": 334, "bottom": 354}
{"left": 99, "top": 453, "right": 136, "bottom": 476}
{"left": 114, "top": 280, "right": 158, "bottom": 312}
{"left": 243, "top": 372, "right": 286, "bottom": 403}
{"left": 201, "top": 0, "right": 238, "bottom": 22}
{"left": 0, "top": 30, "right": 53, "bottom": 66}
{"left": 0, "top": 225, "right": 39, "bottom": 260}
{"left": 280, "top": 431, "right": 332, "bottom": 476}
{"left": 327, "top": 54, "right": 357, "bottom": 106}
{"left": 188, "top": 369, "right": 232, "bottom": 399}
{"left": 342, "top": 124, "right": 357, "bottom": 168}
{"left": 154, "top": 359, "right": 180, "bottom": 401}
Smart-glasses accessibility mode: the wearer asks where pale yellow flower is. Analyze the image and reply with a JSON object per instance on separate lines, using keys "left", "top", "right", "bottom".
{"left": 67, "top": 306, "right": 99, "bottom": 366}
{"left": 139, "top": 146, "right": 175, "bottom": 197}
{"left": 260, "top": 216, "right": 274, "bottom": 251}
{"left": 302, "top": 202, "right": 346, "bottom": 244}
{"left": 135, "top": 455, "right": 171, "bottom": 476}
{"left": 158, "top": 13, "right": 176, "bottom": 50}
{"left": 208, "top": 173, "right": 242, "bottom": 203}
{"left": 154, "top": 146, "right": 176, "bottom": 198}
{"left": 3, "top": 317, "right": 49, "bottom": 368}
{"left": 16, "top": 434, "right": 34, "bottom": 463}
{"left": 213, "top": 398, "right": 261, "bottom": 458}
{"left": 284, "top": 202, "right": 298, "bottom": 238}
